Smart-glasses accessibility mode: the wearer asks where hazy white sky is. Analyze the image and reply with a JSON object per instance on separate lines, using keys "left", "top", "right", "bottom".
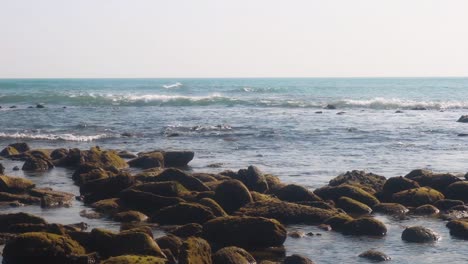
{"left": 1, "top": 0, "right": 468, "bottom": 78}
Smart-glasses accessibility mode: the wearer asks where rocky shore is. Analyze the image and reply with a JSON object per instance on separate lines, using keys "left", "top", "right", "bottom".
{"left": 0, "top": 142, "right": 467, "bottom": 263}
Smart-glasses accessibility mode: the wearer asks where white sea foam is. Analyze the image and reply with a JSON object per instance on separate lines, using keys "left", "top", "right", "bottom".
{"left": 333, "top": 97, "right": 468, "bottom": 110}
{"left": 0, "top": 132, "right": 111, "bottom": 142}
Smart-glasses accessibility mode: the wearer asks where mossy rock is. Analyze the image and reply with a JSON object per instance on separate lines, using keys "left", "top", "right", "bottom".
{"left": 284, "top": 254, "right": 315, "bottom": 264}
{"left": 274, "top": 184, "right": 322, "bottom": 203}
{"left": 156, "top": 235, "right": 183, "bottom": 258}
{"left": 250, "top": 191, "right": 280, "bottom": 202}
{"left": 329, "top": 170, "right": 387, "bottom": 193}
{"left": 55, "top": 147, "right": 128, "bottom": 169}
{"left": 50, "top": 148, "right": 68, "bottom": 160}
{"left": 313, "top": 184, "right": 380, "bottom": 207}
{"left": 382, "top": 176, "right": 420, "bottom": 194}
{"left": 444, "top": 181, "right": 468, "bottom": 202}
{"left": 114, "top": 210, "right": 149, "bottom": 222}
{"left": 2, "top": 232, "right": 86, "bottom": 264}
{"left": 8, "top": 143, "right": 30, "bottom": 153}
{"left": 147, "top": 168, "right": 210, "bottom": 192}
{"left": 401, "top": 226, "right": 440, "bottom": 243}
{"left": 0, "top": 212, "right": 46, "bottom": 232}
{"left": 203, "top": 216, "right": 287, "bottom": 250}
{"left": 358, "top": 250, "right": 391, "bottom": 261}
{"left": 191, "top": 173, "right": 219, "bottom": 183}
{"left": 198, "top": 198, "right": 228, "bottom": 217}
{"left": 22, "top": 156, "right": 54, "bottom": 171}
{"left": 233, "top": 165, "right": 269, "bottom": 193}
{"left": 434, "top": 199, "right": 465, "bottom": 210}
{"left": 72, "top": 164, "right": 110, "bottom": 185}
{"left": 446, "top": 220, "right": 468, "bottom": 239}
{"left": 336, "top": 196, "right": 372, "bottom": 215}
{"left": 101, "top": 255, "right": 168, "bottom": 264}
{"left": 0, "top": 146, "right": 20, "bottom": 157}
{"left": 296, "top": 201, "right": 335, "bottom": 210}
{"left": 323, "top": 214, "right": 354, "bottom": 231}
{"left": 392, "top": 187, "right": 444, "bottom": 207}
{"left": 167, "top": 223, "right": 203, "bottom": 238}
{"left": 264, "top": 174, "right": 286, "bottom": 192}
{"left": 0, "top": 175, "right": 35, "bottom": 193}
{"left": 128, "top": 152, "right": 165, "bottom": 169}
{"left": 235, "top": 200, "right": 338, "bottom": 224}
{"left": 179, "top": 237, "right": 212, "bottom": 264}
{"left": 7, "top": 223, "right": 66, "bottom": 235}
{"left": 413, "top": 204, "right": 440, "bottom": 215}
{"left": 90, "top": 228, "right": 166, "bottom": 258}
{"left": 0, "top": 192, "right": 41, "bottom": 204}
{"left": 117, "top": 150, "right": 138, "bottom": 159}
{"left": 119, "top": 189, "right": 184, "bottom": 215}
{"left": 91, "top": 198, "right": 124, "bottom": 214}
{"left": 80, "top": 174, "right": 136, "bottom": 204}
{"left": 130, "top": 181, "right": 188, "bottom": 197}
{"left": 151, "top": 202, "right": 215, "bottom": 225}
{"left": 343, "top": 217, "right": 387, "bottom": 237}
{"left": 214, "top": 179, "right": 253, "bottom": 214}
{"left": 212, "top": 246, "right": 256, "bottom": 264}
{"left": 373, "top": 203, "right": 409, "bottom": 215}
{"left": 405, "top": 169, "right": 461, "bottom": 191}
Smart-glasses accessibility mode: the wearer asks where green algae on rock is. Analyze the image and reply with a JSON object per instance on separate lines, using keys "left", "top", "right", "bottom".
{"left": 214, "top": 179, "right": 253, "bottom": 214}
{"left": 179, "top": 237, "right": 212, "bottom": 264}
{"left": 336, "top": 196, "right": 372, "bottom": 215}
{"left": 212, "top": 246, "right": 256, "bottom": 264}
{"left": 151, "top": 202, "right": 216, "bottom": 225}
{"left": 313, "top": 184, "right": 380, "bottom": 207}
{"left": 101, "top": 255, "right": 168, "bottom": 264}
{"left": 392, "top": 187, "right": 444, "bottom": 207}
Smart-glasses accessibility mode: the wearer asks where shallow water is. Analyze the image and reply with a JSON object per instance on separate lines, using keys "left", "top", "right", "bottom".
{"left": 1, "top": 78, "right": 468, "bottom": 263}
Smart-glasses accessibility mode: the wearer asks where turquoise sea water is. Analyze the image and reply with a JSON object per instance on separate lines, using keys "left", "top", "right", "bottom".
{"left": 1, "top": 78, "right": 468, "bottom": 263}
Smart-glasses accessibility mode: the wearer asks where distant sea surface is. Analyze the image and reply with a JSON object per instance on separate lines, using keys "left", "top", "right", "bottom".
{"left": 1, "top": 78, "right": 468, "bottom": 263}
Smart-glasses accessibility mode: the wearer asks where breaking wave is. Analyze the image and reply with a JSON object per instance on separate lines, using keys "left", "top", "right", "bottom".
{"left": 0, "top": 132, "right": 113, "bottom": 142}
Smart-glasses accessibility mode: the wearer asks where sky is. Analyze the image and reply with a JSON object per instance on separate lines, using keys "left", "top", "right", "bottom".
{"left": 1, "top": 0, "right": 468, "bottom": 78}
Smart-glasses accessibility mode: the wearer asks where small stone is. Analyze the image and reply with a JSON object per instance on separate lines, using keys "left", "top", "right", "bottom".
{"left": 315, "top": 111, "right": 323, "bottom": 114}
{"left": 457, "top": 115, "right": 468, "bottom": 123}
{"left": 288, "top": 231, "right": 305, "bottom": 238}
{"left": 36, "top": 104, "right": 45, "bottom": 108}
{"left": 359, "top": 250, "right": 391, "bottom": 261}
{"left": 402, "top": 226, "right": 440, "bottom": 243}
{"left": 12, "top": 166, "right": 19, "bottom": 171}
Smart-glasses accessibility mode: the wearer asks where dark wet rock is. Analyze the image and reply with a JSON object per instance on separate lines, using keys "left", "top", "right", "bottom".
{"left": 233, "top": 165, "right": 269, "bottom": 193}
{"left": 274, "top": 184, "right": 322, "bottom": 203}
{"left": 382, "top": 176, "right": 420, "bottom": 195}
{"left": 264, "top": 174, "right": 286, "bottom": 192}
{"left": 446, "top": 220, "right": 468, "bottom": 239}
{"left": 91, "top": 198, "right": 124, "bottom": 214}
{"left": 213, "top": 246, "right": 256, "bottom": 264}
{"left": 150, "top": 202, "right": 216, "bottom": 225}
{"left": 284, "top": 254, "right": 315, "bottom": 264}
{"left": 296, "top": 200, "right": 335, "bottom": 210}
{"left": 163, "top": 150, "right": 195, "bottom": 167}
{"left": 358, "top": 250, "right": 391, "bottom": 261}
{"left": 325, "top": 104, "right": 336, "bottom": 109}
{"left": 120, "top": 225, "right": 154, "bottom": 238}
{"left": 344, "top": 217, "right": 387, "bottom": 237}
{"left": 12, "top": 166, "right": 19, "bottom": 171}
{"left": 457, "top": 133, "right": 468, "bottom": 137}
{"left": 314, "top": 184, "right": 380, "bottom": 207}
{"left": 444, "top": 181, "right": 468, "bottom": 202}
{"left": 117, "top": 150, "right": 137, "bottom": 159}
{"left": 22, "top": 156, "right": 54, "bottom": 171}
{"left": 0, "top": 175, "right": 35, "bottom": 193}
{"left": 0, "top": 212, "right": 46, "bottom": 232}
{"left": 411, "top": 107, "right": 427, "bottom": 110}
{"left": 315, "top": 111, "right": 323, "bottom": 114}
{"left": 73, "top": 165, "right": 110, "bottom": 185}
{"left": 0, "top": 163, "right": 4, "bottom": 174}
{"left": 7, "top": 223, "right": 67, "bottom": 235}
{"left": 55, "top": 147, "right": 128, "bottom": 169}
{"left": 329, "top": 170, "right": 386, "bottom": 193}
{"left": 129, "top": 181, "right": 188, "bottom": 197}
{"left": 336, "top": 196, "right": 372, "bottom": 215}
{"left": 336, "top": 111, "right": 346, "bottom": 115}
{"left": 36, "top": 104, "right": 45, "bottom": 108}
{"left": 395, "top": 110, "right": 404, "bottom": 113}
{"left": 401, "top": 226, "right": 440, "bottom": 242}
{"left": 128, "top": 152, "right": 164, "bottom": 169}
{"left": 405, "top": 169, "right": 461, "bottom": 192}
{"left": 198, "top": 198, "right": 228, "bottom": 217}
{"left": 29, "top": 187, "right": 75, "bottom": 208}
{"left": 50, "top": 148, "right": 69, "bottom": 160}
{"left": 9, "top": 105, "right": 16, "bottom": 108}
{"left": 168, "top": 223, "right": 203, "bottom": 238}
{"left": 457, "top": 115, "right": 468, "bottom": 123}
{"left": 413, "top": 204, "right": 440, "bottom": 215}
{"left": 147, "top": 168, "right": 210, "bottom": 192}
{"left": 215, "top": 179, "right": 253, "bottom": 214}
{"left": 179, "top": 237, "right": 212, "bottom": 264}
{"left": 119, "top": 189, "right": 184, "bottom": 214}
{"left": 0, "top": 146, "right": 19, "bottom": 157}
{"left": 6, "top": 143, "right": 30, "bottom": 153}
{"left": 373, "top": 203, "right": 409, "bottom": 215}
{"left": 392, "top": 187, "right": 444, "bottom": 207}
{"left": 0, "top": 192, "right": 41, "bottom": 204}
{"left": 80, "top": 174, "right": 136, "bottom": 203}
{"left": 2, "top": 232, "right": 86, "bottom": 264}
{"left": 434, "top": 199, "right": 464, "bottom": 210}
{"left": 156, "top": 235, "right": 183, "bottom": 259}
{"left": 113, "top": 210, "right": 148, "bottom": 222}
{"left": 90, "top": 228, "right": 166, "bottom": 258}
{"left": 101, "top": 255, "right": 168, "bottom": 264}
{"left": 203, "top": 216, "right": 287, "bottom": 250}
{"left": 235, "top": 200, "right": 339, "bottom": 224}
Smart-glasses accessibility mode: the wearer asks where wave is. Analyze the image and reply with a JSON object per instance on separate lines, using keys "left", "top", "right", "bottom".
{"left": 0, "top": 132, "right": 112, "bottom": 142}
{"left": 331, "top": 98, "right": 468, "bottom": 110}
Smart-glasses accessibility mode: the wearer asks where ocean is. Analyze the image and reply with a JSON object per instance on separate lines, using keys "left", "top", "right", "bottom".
{"left": 1, "top": 77, "right": 468, "bottom": 263}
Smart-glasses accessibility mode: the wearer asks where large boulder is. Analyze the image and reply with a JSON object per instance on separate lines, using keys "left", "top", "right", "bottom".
{"left": 2, "top": 232, "right": 86, "bottom": 264}
{"left": 392, "top": 187, "right": 444, "bottom": 207}
{"left": 80, "top": 174, "right": 136, "bottom": 203}
{"left": 0, "top": 146, "right": 20, "bottom": 157}
{"left": 235, "top": 200, "right": 338, "bottom": 224}
{"left": 446, "top": 220, "right": 468, "bottom": 239}
{"left": 212, "top": 246, "right": 256, "bottom": 264}
{"left": 128, "top": 152, "right": 164, "bottom": 169}
{"left": 22, "top": 156, "right": 54, "bottom": 171}
{"left": 235, "top": 166, "right": 269, "bottom": 193}
{"left": 382, "top": 176, "right": 420, "bottom": 195}
{"left": 8, "top": 143, "right": 30, "bottom": 153}
{"left": 358, "top": 250, "right": 391, "bottom": 262}
{"left": 329, "top": 170, "right": 386, "bottom": 193}
{"left": 179, "top": 237, "right": 212, "bottom": 264}
{"left": 146, "top": 168, "right": 210, "bottom": 192}
{"left": 90, "top": 228, "right": 166, "bottom": 258}
{"left": 0, "top": 212, "right": 46, "bottom": 232}
{"left": 163, "top": 151, "right": 195, "bottom": 167}
{"left": 0, "top": 175, "right": 35, "bottom": 193}
{"left": 405, "top": 169, "right": 461, "bottom": 191}
{"left": 101, "top": 255, "right": 168, "bottom": 264}
{"left": 215, "top": 180, "right": 253, "bottom": 214}
{"left": 401, "top": 226, "right": 440, "bottom": 243}
{"left": 313, "top": 184, "right": 380, "bottom": 207}
{"left": 373, "top": 203, "right": 409, "bottom": 215}
{"left": 284, "top": 254, "right": 315, "bottom": 264}
{"left": 151, "top": 202, "right": 216, "bottom": 225}
{"left": 199, "top": 198, "right": 228, "bottom": 217}
{"left": 336, "top": 196, "right": 372, "bottom": 215}
{"left": 167, "top": 223, "right": 203, "bottom": 238}
{"left": 119, "top": 189, "right": 184, "bottom": 214}
{"left": 444, "top": 181, "right": 468, "bottom": 202}
{"left": 274, "top": 184, "right": 322, "bottom": 203}
{"left": 55, "top": 147, "right": 128, "bottom": 169}
{"left": 434, "top": 199, "right": 465, "bottom": 210}
{"left": 203, "top": 216, "right": 287, "bottom": 249}
{"left": 156, "top": 235, "right": 183, "bottom": 259}
{"left": 343, "top": 217, "right": 387, "bottom": 237}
